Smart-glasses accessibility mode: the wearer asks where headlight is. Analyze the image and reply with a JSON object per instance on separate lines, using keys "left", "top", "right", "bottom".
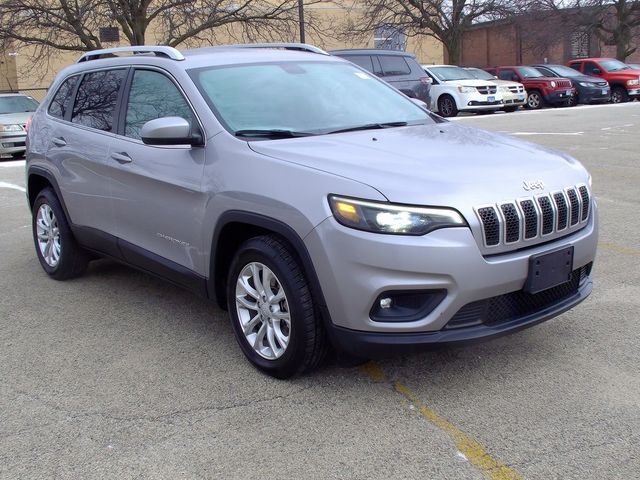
{"left": 550, "top": 81, "right": 557, "bottom": 88}
{"left": 328, "top": 195, "right": 466, "bottom": 235}
{"left": 0, "top": 124, "right": 23, "bottom": 132}
{"left": 627, "top": 79, "right": 639, "bottom": 86}
{"left": 578, "top": 82, "right": 593, "bottom": 87}
{"left": 457, "top": 86, "right": 476, "bottom": 93}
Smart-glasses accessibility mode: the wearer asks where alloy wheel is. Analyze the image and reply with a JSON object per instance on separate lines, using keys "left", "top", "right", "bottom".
{"left": 440, "top": 98, "right": 454, "bottom": 116}
{"left": 36, "top": 204, "right": 61, "bottom": 268}
{"left": 235, "top": 262, "right": 291, "bottom": 360}
{"left": 527, "top": 93, "right": 541, "bottom": 109}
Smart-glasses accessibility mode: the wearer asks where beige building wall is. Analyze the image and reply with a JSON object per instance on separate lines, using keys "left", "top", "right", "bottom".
{"left": 3, "top": 1, "right": 444, "bottom": 95}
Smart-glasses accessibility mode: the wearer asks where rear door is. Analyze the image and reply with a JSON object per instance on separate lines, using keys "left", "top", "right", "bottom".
{"left": 377, "top": 55, "right": 413, "bottom": 92}
{"left": 108, "top": 67, "right": 207, "bottom": 275}
{"left": 46, "top": 68, "right": 127, "bottom": 244}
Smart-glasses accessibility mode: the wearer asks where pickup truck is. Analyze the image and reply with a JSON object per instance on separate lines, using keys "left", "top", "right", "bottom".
{"left": 567, "top": 58, "right": 640, "bottom": 103}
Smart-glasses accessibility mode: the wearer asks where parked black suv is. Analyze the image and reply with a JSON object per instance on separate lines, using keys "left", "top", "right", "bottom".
{"left": 532, "top": 64, "right": 610, "bottom": 105}
{"left": 331, "top": 49, "right": 431, "bottom": 107}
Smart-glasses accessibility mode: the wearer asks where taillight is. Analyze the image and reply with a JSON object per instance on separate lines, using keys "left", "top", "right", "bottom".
{"left": 25, "top": 115, "right": 33, "bottom": 132}
{"left": 420, "top": 76, "right": 433, "bottom": 84}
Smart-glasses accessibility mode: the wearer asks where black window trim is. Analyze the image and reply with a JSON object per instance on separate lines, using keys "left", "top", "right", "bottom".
{"left": 115, "top": 65, "right": 205, "bottom": 145}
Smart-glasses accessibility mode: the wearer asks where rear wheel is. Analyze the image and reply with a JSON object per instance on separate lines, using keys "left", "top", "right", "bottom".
{"left": 437, "top": 95, "right": 458, "bottom": 117}
{"left": 32, "top": 188, "right": 88, "bottom": 280}
{"left": 526, "top": 91, "right": 544, "bottom": 109}
{"left": 227, "top": 235, "right": 327, "bottom": 378}
{"left": 611, "top": 86, "right": 629, "bottom": 104}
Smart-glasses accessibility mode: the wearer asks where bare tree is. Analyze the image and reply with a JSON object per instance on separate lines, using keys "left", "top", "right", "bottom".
{"left": 520, "top": 0, "right": 640, "bottom": 60}
{"left": 341, "top": 0, "right": 510, "bottom": 64}
{"left": 0, "top": 0, "right": 322, "bottom": 58}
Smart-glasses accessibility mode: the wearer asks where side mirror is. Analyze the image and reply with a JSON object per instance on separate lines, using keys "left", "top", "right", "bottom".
{"left": 493, "top": 75, "right": 498, "bottom": 79}
{"left": 592, "top": 68, "right": 602, "bottom": 75}
{"left": 140, "top": 116, "right": 203, "bottom": 146}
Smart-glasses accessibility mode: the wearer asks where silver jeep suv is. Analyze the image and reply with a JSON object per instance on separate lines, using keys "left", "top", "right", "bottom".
{"left": 26, "top": 45, "right": 597, "bottom": 378}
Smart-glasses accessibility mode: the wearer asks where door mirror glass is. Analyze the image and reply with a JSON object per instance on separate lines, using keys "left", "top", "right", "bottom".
{"left": 140, "top": 116, "right": 202, "bottom": 146}
{"left": 592, "top": 68, "right": 602, "bottom": 75}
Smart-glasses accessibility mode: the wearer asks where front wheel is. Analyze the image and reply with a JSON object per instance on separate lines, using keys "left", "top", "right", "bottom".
{"left": 611, "top": 86, "right": 629, "bottom": 104}
{"left": 437, "top": 95, "right": 458, "bottom": 117}
{"left": 526, "top": 91, "right": 544, "bottom": 109}
{"left": 227, "top": 235, "right": 327, "bottom": 378}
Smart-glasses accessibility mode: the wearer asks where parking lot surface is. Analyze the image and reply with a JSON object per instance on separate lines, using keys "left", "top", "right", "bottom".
{"left": 1, "top": 103, "right": 639, "bottom": 479}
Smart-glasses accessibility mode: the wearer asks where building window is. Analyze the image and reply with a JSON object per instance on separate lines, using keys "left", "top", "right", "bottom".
{"left": 570, "top": 29, "right": 590, "bottom": 59}
{"left": 374, "top": 25, "right": 406, "bottom": 51}
{"left": 99, "top": 27, "right": 120, "bottom": 43}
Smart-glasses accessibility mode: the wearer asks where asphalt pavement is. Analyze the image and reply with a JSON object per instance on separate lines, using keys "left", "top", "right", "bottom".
{"left": 1, "top": 103, "right": 639, "bottom": 479}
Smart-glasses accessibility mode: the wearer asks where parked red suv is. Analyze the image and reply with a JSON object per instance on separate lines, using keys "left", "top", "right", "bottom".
{"left": 567, "top": 58, "right": 640, "bottom": 103}
{"left": 486, "top": 66, "right": 575, "bottom": 109}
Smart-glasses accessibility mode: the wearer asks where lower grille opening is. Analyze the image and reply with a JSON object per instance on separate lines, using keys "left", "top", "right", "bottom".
{"left": 445, "top": 263, "right": 592, "bottom": 329}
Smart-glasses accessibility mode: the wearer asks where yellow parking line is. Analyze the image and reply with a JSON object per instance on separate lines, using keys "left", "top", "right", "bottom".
{"left": 599, "top": 242, "right": 640, "bottom": 257}
{"left": 360, "top": 362, "right": 522, "bottom": 480}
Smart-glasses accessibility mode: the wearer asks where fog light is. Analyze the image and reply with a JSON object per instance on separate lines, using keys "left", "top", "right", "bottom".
{"left": 370, "top": 290, "right": 447, "bottom": 322}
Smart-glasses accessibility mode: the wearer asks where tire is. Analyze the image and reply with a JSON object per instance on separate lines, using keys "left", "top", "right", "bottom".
{"left": 611, "top": 86, "right": 629, "bottom": 104}
{"left": 526, "top": 90, "right": 544, "bottom": 109}
{"left": 503, "top": 106, "right": 518, "bottom": 113}
{"left": 437, "top": 95, "right": 458, "bottom": 117}
{"left": 569, "top": 94, "right": 579, "bottom": 106}
{"left": 32, "top": 187, "right": 88, "bottom": 280}
{"left": 227, "top": 234, "right": 327, "bottom": 379}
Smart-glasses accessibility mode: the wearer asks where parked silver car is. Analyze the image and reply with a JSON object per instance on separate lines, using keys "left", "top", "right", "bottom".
{"left": 26, "top": 45, "right": 597, "bottom": 378}
{"left": 1, "top": 93, "right": 39, "bottom": 158}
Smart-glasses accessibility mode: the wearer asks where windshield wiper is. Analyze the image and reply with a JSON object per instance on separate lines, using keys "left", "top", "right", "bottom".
{"left": 235, "top": 129, "right": 314, "bottom": 138}
{"left": 327, "top": 121, "right": 408, "bottom": 134}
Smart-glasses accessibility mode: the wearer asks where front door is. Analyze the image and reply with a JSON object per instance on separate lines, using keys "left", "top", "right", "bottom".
{"left": 108, "top": 68, "right": 207, "bottom": 276}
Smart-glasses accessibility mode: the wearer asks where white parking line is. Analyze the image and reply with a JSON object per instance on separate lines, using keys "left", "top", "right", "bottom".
{"left": 0, "top": 181, "right": 26, "bottom": 192}
{"left": 0, "top": 160, "right": 26, "bottom": 168}
{"left": 509, "top": 132, "right": 584, "bottom": 136}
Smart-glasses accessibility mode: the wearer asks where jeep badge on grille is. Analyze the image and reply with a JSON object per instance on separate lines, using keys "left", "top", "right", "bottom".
{"left": 522, "top": 180, "right": 545, "bottom": 191}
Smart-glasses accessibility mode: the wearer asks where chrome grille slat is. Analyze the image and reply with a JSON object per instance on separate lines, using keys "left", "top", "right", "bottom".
{"left": 475, "top": 184, "right": 591, "bottom": 249}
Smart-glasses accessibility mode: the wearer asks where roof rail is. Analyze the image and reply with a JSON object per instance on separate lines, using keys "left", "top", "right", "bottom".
{"left": 224, "top": 43, "right": 329, "bottom": 56}
{"left": 77, "top": 46, "right": 185, "bottom": 63}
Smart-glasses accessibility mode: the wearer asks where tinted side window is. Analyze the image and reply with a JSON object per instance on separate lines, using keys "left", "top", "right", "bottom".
{"left": 48, "top": 76, "right": 79, "bottom": 119}
{"left": 124, "top": 70, "right": 194, "bottom": 140}
{"left": 378, "top": 56, "right": 411, "bottom": 76}
{"left": 498, "top": 69, "right": 518, "bottom": 81}
{"left": 536, "top": 67, "right": 554, "bottom": 77}
{"left": 583, "top": 62, "right": 599, "bottom": 75}
{"left": 341, "top": 55, "right": 374, "bottom": 73}
{"left": 569, "top": 62, "right": 582, "bottom": 72}
{"left": 71, "top": 69, "right": 126, "bottom": 131}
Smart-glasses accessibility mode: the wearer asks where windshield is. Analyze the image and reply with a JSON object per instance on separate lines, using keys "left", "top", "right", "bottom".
{"left": 429, "top": 66, "right": 476, "bottom": 81}
{"left": 465, "top": 68, "right": 494, "bottom": 80}
{"left": 545, "top": 65, "right": 581, "bottom": 77}
{"left": 600, "top": 59, "right": 631, "bottom": 72}
{"left": 190, "top": 61, "right": 434, "bottom": 136}
{"left": 0, "top": 95, "right": 39, "bottom": 114}
{"left": 517, "top": 67, "right": 544, "bottom": 78}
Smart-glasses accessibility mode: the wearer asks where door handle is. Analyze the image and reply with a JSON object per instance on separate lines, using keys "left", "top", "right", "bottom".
{"left": 51, "top": 137, "right": 67, "bottom": 147}
{"left": 111, "top": 152, "right": 133, "bottom": 164}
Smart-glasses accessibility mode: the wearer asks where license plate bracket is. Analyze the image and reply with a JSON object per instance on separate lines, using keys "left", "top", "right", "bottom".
{"left": 524, "top": 246, "right": 574, "bottom": 294}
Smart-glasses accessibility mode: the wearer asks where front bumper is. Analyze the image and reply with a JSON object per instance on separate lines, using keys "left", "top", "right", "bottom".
{"left": 501, "top": 91, "right": 527, "bottom": 107}
{"left": 627, "top": 88, "right": 640, "bottom": 97}
{"left": 458, "top": 92, "right": 503, "bottom": 111}
{"left": 544, "top": 89, "right": 575, "bottom": 105}
{"left": 0, "top": 132, "right": 27, "bottom": 156}
{"left": 305, "top": 206, "right": 597, "bottom": 346}
{"left": 578, "top": 85, "right": 610, "bottom": 104}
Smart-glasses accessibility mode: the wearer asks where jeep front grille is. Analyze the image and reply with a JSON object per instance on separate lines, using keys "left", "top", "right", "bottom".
{"left": 475, "top": 184, "right": 591, "bottom": 249}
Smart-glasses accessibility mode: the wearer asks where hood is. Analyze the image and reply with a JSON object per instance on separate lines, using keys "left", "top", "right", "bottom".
{"left": 524, "top": 76, "right": 563, "bottom": 83}
{"left": 0, "top": 111, "right": 33, "bottom": 125}
{"left": 572, "top": 74, "right": 607, "bottom": 83}
{"left": 248, "top": 122, "right": 589, "bottom": 209}
{"left": 491, "top": 79, "right": 522, "bottom": 87}
{"left": 442, "top": 79, "right": 497, "bottom": 87}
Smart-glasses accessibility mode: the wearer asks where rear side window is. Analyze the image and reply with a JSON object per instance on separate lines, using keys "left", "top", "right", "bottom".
{"left": 378, "top": 56, "right": 411, "bottom": 76}
{"left": 124, "top": 70, "right": 194, "bottom": 140}
{"left": 71, "top": 69, "right": 126, "bottom": 131}
{"left": 340, "top": 55, "right": 374, "bottom": 72}
{"left": 48, "top": 76, "right": 79, "bottom": 119}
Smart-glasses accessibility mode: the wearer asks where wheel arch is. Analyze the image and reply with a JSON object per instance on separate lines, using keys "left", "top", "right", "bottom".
{"left": 209, "top": 211, "right": 330, "bottom": 317}
{"left": 27, "top": 166, "right": 71, "bottom": 220}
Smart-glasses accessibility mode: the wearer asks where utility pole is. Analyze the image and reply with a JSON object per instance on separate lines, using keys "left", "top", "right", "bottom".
{"left": 298, "top": 0, "right": 305, "bottom": 43}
